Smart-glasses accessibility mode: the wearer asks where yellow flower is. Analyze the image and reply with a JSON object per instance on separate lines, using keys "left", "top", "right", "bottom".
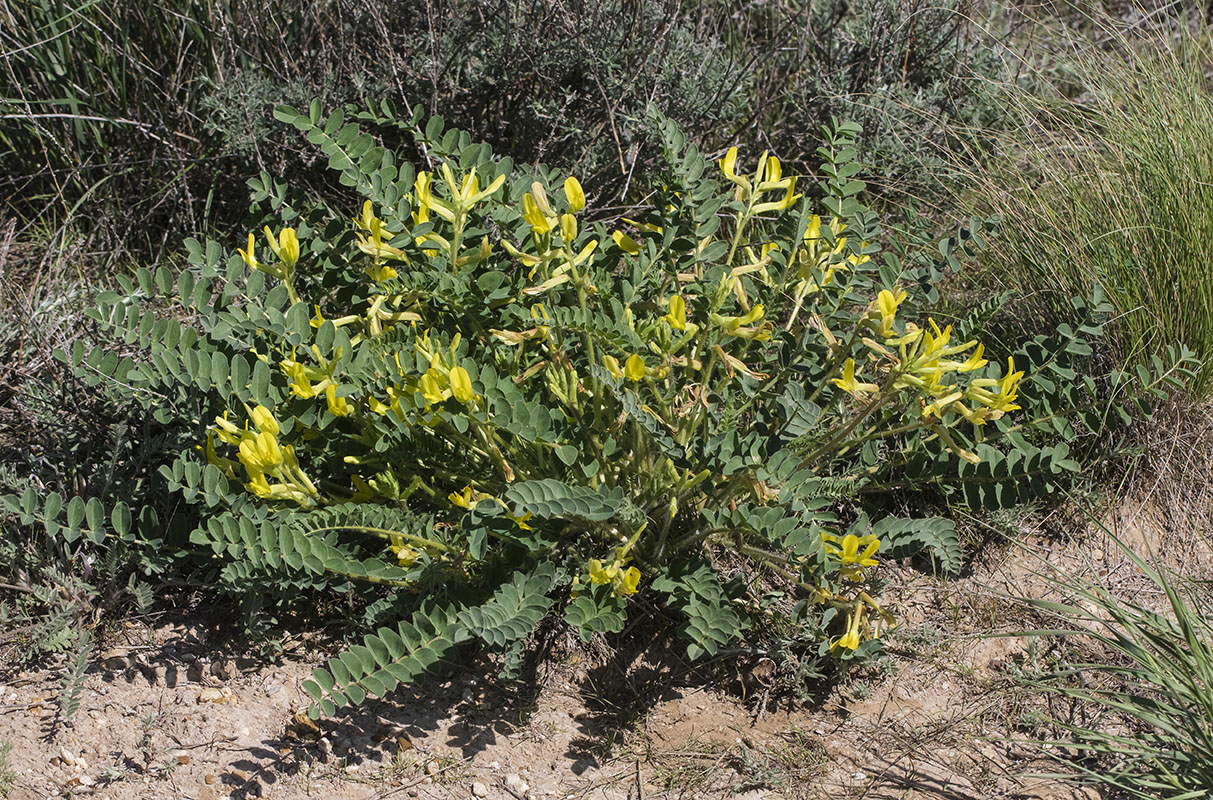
{"left": 876, "top": 288, "right": 907, "bottom": 338}
{"left": 804, "top": 214, "right": 822, "bottom": 243}
{"left": 564, "top": 176, "right": 586, "bottom": 213}
{"left": 355, "top": 199, "right": 377, "bottom": 232}
{"left": 966, "top": 357, "right": 1024, "bottom": 417}
{"left": 249, "top": 405, "right": 280, "bottom": 436}
{"left": 212, "top": 413, "right": 247, "bottom": 446}
{"left": 588, "top": 558, "right": 615, "bottom": 585}
{"left": 282, "top": 359, "right": 319, "bottom": 398}
{"left": 238, "top": 232, "right": 262, "bottom": 271}
{"left": 447, "top": 165, "right": 505, "bottom": 208}
{"left": 448, "top": 486, "right": 478, "bottom": 509}
{"left": 388, "top": 533, "right": 420, "bottom": 567}
{"left": 720, "top": 147, "right": 751, "bottom": 194}
{"left": 612, "top": 230, "right": 640, "bottom": 255}
{"left": 245, "top": 470, "right": 274, "bottom": 499}
{"left": 752, "top": 179, "right": 800, "bottom": 215}
{"left": 604, "top": 355, "right": 625, "bottom": 380}
{"left": 835, "top": 533, "right": 880, "bottom": 581}
{"left": 832, "top": 358, "right": 880, "bottom": 398}
{"left": 921, "top": 390, "right": 965, "bottom": 420}
{"left": 587, "top": 558, "right": 641, "bottom": 596}
{"left": 415, "top": 171, "right": 456, "bottom": 223}
{"left": 420, "top": 370, "right": 447, "bottom": 405}
{"left": 624, "top": 354, "right": 646, "bottom": 382}
{"left": 203, "top": 430, "right": 239, "bottom": 478}
{"left": 958, "top": 343, "right": 988, "bottom": 373}
{"left": 238, "top": 430, "right": 283, "bottom": 472}
{"left": 522, "top": 192, "right": 555, "bottom": 235}
{"left": 618, "top": 566, "right": 641, "bottom": 596}
{"left": 729, "top": 322, "right": 773, "bottom": 342}
{"left": 326, "top": 384, "right": 352, "bottom": 417}
{"left": 831, "top": 605, "right": 865, "bottom": 653}
{"left": 559, "top": 213, "right": 578, "bottom": 242}
{"left": 263, "top": 226, "right": 300, "bottom": 268}
{"left": 665, "top": 295, "right": 687, "bottom": 331}
{"left": 448, "top": 366, "right": 474, "bottom": 404}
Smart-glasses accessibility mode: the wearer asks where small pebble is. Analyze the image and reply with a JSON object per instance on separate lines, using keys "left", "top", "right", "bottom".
{"left": 852, "top": 771, "right": 868, "bottom": 781}
{"left": 196, "top": 687, "right": 227, "bottom": 704}
{"left": 426, "top": 760, "right": 441, "bottom": 775}
{"left": 506, "top": 773, "right": 529, "bottom": 795}
{"left": 472, "top": 781, "right": 488, "bottom": 797}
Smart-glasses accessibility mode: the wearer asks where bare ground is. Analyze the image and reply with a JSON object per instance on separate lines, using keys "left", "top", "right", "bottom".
{"left": 0, "top": 497, "right": 1196, "bottom": 800}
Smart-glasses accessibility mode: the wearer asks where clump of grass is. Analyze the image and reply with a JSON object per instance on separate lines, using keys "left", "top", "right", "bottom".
{"left": 1018, "top": 531, "right": 1213, "bottom": 797}
{"left": 970, "top": 18, "right": 1213, "bottom": 396}
{"left": 0, "top": 741, "right": 15, "bottom": 798}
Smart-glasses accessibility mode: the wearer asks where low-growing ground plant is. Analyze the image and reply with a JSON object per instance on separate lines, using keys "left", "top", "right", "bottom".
{"left": 15, "top": 104, "right": 1191, "bottom": 721}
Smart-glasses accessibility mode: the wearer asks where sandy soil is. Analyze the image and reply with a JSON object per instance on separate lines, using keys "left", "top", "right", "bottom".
{"left": 0, "top": 498, "right": 1191, "bottom": 800}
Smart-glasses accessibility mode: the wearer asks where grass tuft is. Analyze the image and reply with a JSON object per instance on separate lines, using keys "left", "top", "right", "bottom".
{"left": 1019, "top": 527, "right": 1213, "bottom": 798}
{"left": 969, "top": 16, "right": 1213, "bottom": 397}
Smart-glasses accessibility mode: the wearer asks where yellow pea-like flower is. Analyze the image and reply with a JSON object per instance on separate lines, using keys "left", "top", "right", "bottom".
{"left": 449, "top": 366, "right": 474, "bottom": 404}
{"left": 326, "top": 384, "right": 352, "bottom": 417}
{"left": 832, "top": 358, "right": 880, "bottom": 398}
{"left": 832, "top": 606, "right": 864, "bottom": 652}
{"left": 588, "top": 559, "right": 614, "bottom": 584}
{"left": 604, "top": 355, "right": 625, "bottom": 380}
{"left": 522, "top": 193, "right": 555, "bottom": 235}
{"left": 564, "top": 176, "right": 586, "bottom": 213}
{"left": 720, "top": 146, "right": 751, "bottom": 194}
{"left": 238, "top": 232, "right": 260, "bottom": 270}
{"left": 612, "top": 231, "right": 640, "bottom": 255}
{"left": 876, "top": 288, "right": 907, "bottom": 337}
{"left": 559, "top": 213, "right": 578, "bottom": 242}
{"left": 665, "top": 295, "right": 687, "bottom": 331}
{"left": 263, "top": 226, "right": 300, "bottom": 268}
{"left": 239, "top": 430, "right": 283, "bottom": 471}
{"left": 449, "top": 486, "right": 476, "bottom": 509}
{"left": 624, "top": 354, "right": 646, "bottom": 382}
{"left": 419, "top": 370, "right": 446, "bottom": 405}
{"left": 619, "top": 566, "right": 642, "bottom": 596}
{"left": 250, "top": 405, "right": 279, "bottom": 436}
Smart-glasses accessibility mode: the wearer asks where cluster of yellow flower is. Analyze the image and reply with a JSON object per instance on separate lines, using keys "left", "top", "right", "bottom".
{"left": 501, "top": 177, "right": 598, "bottom": 296}
{"left": 719, "top": 147, "right": 800, "bottom": 212}
{"left": 208, "top": 405, "right": 319, "bottom": 506}
{"left": 832, "top": 288, "right": 1025, "bottom": 462}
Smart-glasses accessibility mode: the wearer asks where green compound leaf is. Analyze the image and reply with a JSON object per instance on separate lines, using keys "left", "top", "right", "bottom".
{"left": 302, "top": 602, "right": 465, "bottom": 720}
{"left": 504, "top": 480, "right": 622, "bottom": 523}
{"left": 870, "top": 515, "right": 963, "bottom": 576}
{"left": 564, "top": 583, "right": 626, "bottom": 640}
{"left": 652, "top": 559, "right": 747, "bottom": 659}
{"left": 458, "top": 563, "right": 556, "bottom": 648}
